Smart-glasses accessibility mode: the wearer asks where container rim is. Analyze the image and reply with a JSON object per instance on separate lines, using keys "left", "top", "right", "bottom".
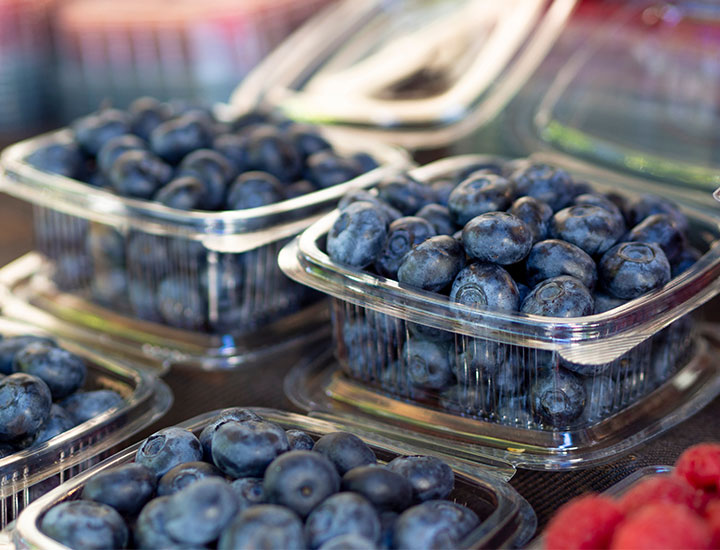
{"left": 13, "top": 407, "right": 537, "bottom": 550}
{"left": 279, "top": 155, "right": 720, "bottom": 359}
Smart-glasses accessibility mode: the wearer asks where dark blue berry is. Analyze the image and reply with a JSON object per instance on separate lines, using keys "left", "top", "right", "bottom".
{"left": 342, "top": 465, "right": 413, "bottom": 512}
{"left": 450, "top": 262, "right": 519, "bottom": 313}
{"left": 393, "top": 500, "right": 479, "bottom": 550}
{"left": 128, "top": 97, "right": 172, "bottom": 141}
{"left": 525, "top": 239, "right": 597, "bottom": 290}
{"left": 403, "top": 337, "right": 453, "bottom": 390}
{"left": 599, "top": 242, "right": 671, "bottom": 299}
{"left": 178, "top": 149, "right": 234, "bottom": 210}
{"left": 327, "top": 202, "right": 388, "bottom": 268}
{"left": 286, "top": 124, "right": 332, "bottom": 158}
{"left": 285, "top": 179, "right": 316, "bottom": 199}
{"left": 430, "top": 179, "right": 455, "bottom": 207}
{"left": 0, "top": 373, "right": 51, "bottom": 441}
{"left": 337, "top": 190, "right": 402, "bottom": 224}
{"left": 386, "top": 456, "right": 454, "bottom": 502}
{"left": 416, "top": 203, "right": 456, "bottom": 235}
{"left": 218, "top": 505, "right": 305, "bottom": 550}
{"left": 213, "top": 133, "right": 248, "bottom": 175}
{"left": 573, "top": 192, "right": 626, "bottom": 232}
{"left": 150, "top": 113, "right": 214, "bottom": 164}
{"left": 531, "top": 367, "right": 586, "bottom": 426}
{"left": 305, "top": 150, "right": 362, "bottom": 189}
{"left": 313, "top": 432, "right": 376, "bottom": 476}
{"left": 230, "top": 477, "right": 266, "bottom": 510}
{"left": 211, "top": 419, "right": 289, "bottom": 478}
{"left": 551, "top": 205, "right": 624, "bottom": 256}
{"left": 158, "top": 461, "right": 222, "bottom": 496}
{"left": 82, "top": 463, "right": 156, "bottom": 516}
{"left": 26, "top": 142, "right": 83, "bottom": 178}
{"left": 509, "top": 163, "right": 574, "bottom": 211}
{"left": 199, "top": 408, "right": 263, "bottom": 459}
{"left": 134, "top": 496, "right": 177, "bottom": 549}
{"left": 135, "top": 427, "right": 203, "bottom": 477}
{"left": 462, "top": 212, "right": 533, "bottom": 265}
{"left": 305, "top": 492, "right": 381, "bottom": 549}
{"left": 157, "top": 276, "right": 207, "bottom": 330}
{"left": 521, "top": 276, "right": 594, "bottom": 317}
{"left": 352, "top": 152, "right": 379, "bottom": 173}
{"left": 593, "top": 291, "right": 628, "bottom": 313}
{"left": 226, "top": 171, "right": 284, "bottom": 210}
{"left": 286, "top": 429, "right": 314, "bottom": 451}
{"left": 0, "top": 336, "right": 56, "bottom": 375}
{"left": 448, "top": 173, "right": 514, "bottom": 225}
{"left": 319, "top": 534, "right": 378, "bottom": 550}
{"left": 397, "top": 235, "right": 465, "bottom": 292}
{"left": 41, "top": 500, "right": 128, "bottom": 550}
{"left": 33, "top": 404, "right": 74, "bottom": 445}
{"left": 508, "top": 196, "right": 553, "bottom": 243}
{"left": 109, "top": 149, "right": 172, "bottom": 199}
{"left": 13, "top": 342, "right": 85, "bottom": 400}
{"left": 244, "top": 125, "right": 302, "bottom": 183}
{"left": 376, "top": 175, "right": 433, "bottom": 216}
{"left": 375, "top": 216, "right": 436, "bottom": 279}
{"left": 627, "top": 213, "right": 684, "bottom": 262}
{"left": 72, "top": 109, "right": 131, "bottom": 156}
{"left": 97, "top": 134, "right": 146, "bottom": 174}
{"left": 154, "top": 176, "right": 206, "bottom": 210}
{"left": 672, "top": 246, "right": 701, "bottom": 277}
{"left": 624, "top": 194, "right": 689, "bottom": 233}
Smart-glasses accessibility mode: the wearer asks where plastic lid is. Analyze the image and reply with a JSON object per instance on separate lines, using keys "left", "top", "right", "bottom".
{"left": 230, "top": 0, "right": 578, "bottom": 149}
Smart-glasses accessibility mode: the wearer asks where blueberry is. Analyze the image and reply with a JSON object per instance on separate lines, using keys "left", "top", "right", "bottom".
{"left": 218, "top": 505, "right": 305, "bottom": 550}
{"left": 72, "top": 108, "right": 131, "bottom": 156}
{"left": 90, "top": 270, "right": 127, "bottom": 309}
{"left": 177, "top": 149, "right": 234, "bottom": 210}
{"left": 286, "top": 429, "right": 315, "bottom": 451}
{"left": 376, "top": 174, "right": 434, "bottom": 216}
{"left": 126, "top": 233, "right": 170, "bottom": 277}
{"left": 593, "top": 291, "right": 628, "bottom": 313}
{"left": 327, "top": 201, "right": 388, "bottom": 268}
{"left": 230, "top": 477, "right": 266, "bottom": 510}
{"left": 213, "top": 133, "right": 248, "bottom": 175}
{"left": 509, "top": 163, "right": 574, "bottom": 211}
{"left": 33, "top": 404, "right": 74, "bottom": 445}
{"left": 672, "top": 246, "right": 701, "bottom": 277}
{"left": 393, "top": 500, "right": 479, "bottom": 550}
{"left": 403, "top": 337, "right": 453, "bottom": 390}
{"left": 157, "top": 276, "right": 207, "bottom": 330}
{"left": 508, "top": 196, "right": 553, "bottom": 242}
{"left": 135, "top": 427, "right": 203, "bottom": 478}
{"left": 521, "top": 276, "right": 594, "bottom": 317}
{"left": 397, "top": 235, "right": 465, "bottom": 292}
{"left": 319, "top": 534, "right": 379, "bottom": 550}
{"left": 572, "top": 192, "right": 626, "bottom": 232}
{"left": 286, "top": 124, "right": 332, "bottom": 158}
{"left": 53, "top": 253, "right": 92, "bottom": 291}
{"left": 306, "top": 492, "right": 381, "bottom": 549}
{"left": 386, "top": 456, "right": 454, "bottom": 502}
{"left": 82, "top": 463, "right": 156, "bottom": 516}
{"left": 450, "top": 262, "right": 519, "bottom": 313}
{"left": 407, "top": 322, "right": 453, "bottom": 343}
{"left": 109, "top": 149, "right": 173, "bottom": 199}
{"left": 525, "top": 239, "right": 597, "bottom": 290}
{"left": 531, "top": 367, "right": 586, "bottom": 426}
{"left": 581, "top": 374, "right": 616, "bottom": 423}
{"left": 416, "top": 203, "right": 456, "bottom": 235}
{"left": 550, "top": 205, "right": 624, "bottom": 256}
{"left": 353, "top": 152, "right": 379, "bottom": 173}
{"left": 312, "top": 432, "right": 376, "bottom": 476}
{"left": 342, "top": 465, "right": 413, "bottom": 512}
{"left": 62, "top": 389, "right": 125, "bottom": 425}
{"left": 165, "top": 477, "right": 238, "bottom": 545}
{"left": 462, "top": 212, "right": 533, "bottom": 265}
{"left": 86, "top": 225, "right": 125, "bottom": 267}
{"left": 134, "top": 496, "right": 178, "bottom": 549}
{"left": 625, "top": 194, "right": 689, "bottom": 233}
{"left": 0, "top": 373, "right": 51, "bottom": 441}
{"left": 337, "top": 190, "right": 402, "bottom": 224}
{"left": 431, "top": 179, "right": 455, "bottom": 207}
{"left": 158, "top": 461, "right": 222, "bottom": 496}
{"left": 226, "top": 171, "right": 285, "bottom": 210}
{"left": 211, "top": 419, "right": 289, "bottom": 478}
{"left": 264, "top": 450, "right": 341, "bottom": 518}
{"left": 97, "top": 134, "right": 146, "bottom": 175}
{"left": 379, "top": 511, "right": 398, "bottom": 550}
{"left": 599, "top": 242, "right": 671, "bottom": 299}
{"left": 305, "top": 151, "right": 362, "bottom": 189}
{"left": 375, "top": 216, "right": 436, "bottom": 279}
{"left": 154, "top": 176, "right": 206, "bottom": 210}
{"left": 199, "top": 408, "right": 263, "bottom": 459}
{"left": 26, "top": 142, "right": 83, "bottom": 178}
{"left": 128, "top": 280, "right": 162, "bottom": 323}
{"left": 13, "top": 342, "right": 86, "bottom": 400}
{"left": 128, "top": 97, "right": 172, "bottom": 141}
{"left": 285, "top": 179, "right": 316, "bottom": 199}
{"left": 244, "top": 125, "right": 302, "bottom": 183}
{"left": 0, "top": 336, "right": 56, "bottom": 375}
{"left": 448, "top": 173, "right": 514, "bottom": 225}
{"left": 150, "top": 113, "right": 214, "bottom": 163}
{"left": 41, "top": 500, "right": 128, "bottom": 550}
{"left": 627, "top": 213, "right": 685, "bottom": 262}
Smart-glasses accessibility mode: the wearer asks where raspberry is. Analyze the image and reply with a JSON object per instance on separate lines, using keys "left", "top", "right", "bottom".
{"left": 610, "top": 503, "right": 711, "bottom": 550}
{"left": 619, "top": 475, "right": 699, "bottom": 516}
{"left": 704, "top": 500, "right": 720, "bottom": 548}
{"left": 545, "top": 495, "right": 624, "bottom": 550}
{"left": 675, "top": 443, "right": 720, "bottom": 492}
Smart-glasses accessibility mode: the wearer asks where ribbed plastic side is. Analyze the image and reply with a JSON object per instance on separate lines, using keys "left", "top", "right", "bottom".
{"left": 331, "top": 298, "right": 695, "bottom": 431}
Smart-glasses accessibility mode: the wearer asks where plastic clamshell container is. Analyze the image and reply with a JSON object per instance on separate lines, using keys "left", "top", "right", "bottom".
{"left": 279, "top": 155, "right": 720, "bottom": 470}
{"left": 0, "top": 125, "right": 409, "bottom": 371}
{"left": 11, "top": 408, "right": 537, "bottom": 550}
{"left": 229, "top": 0, "right": 578, "bottom": 150}
{"left": 0, "top": 316, "right": 172, "bottom": 528}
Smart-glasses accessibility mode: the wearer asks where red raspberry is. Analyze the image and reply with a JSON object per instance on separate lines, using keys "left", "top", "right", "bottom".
{"left": 611, "top": 503, "right": 711, "bottom": 550}
{"left": 704, "top": 500, "right": 720, "bottom": 548}
{"left": 675, "top": 443, "right": 720, "bottom": 492}
{"left": 545, "top": 495, "right": 624, "bottom": 550}
{"left": 619, "top": 475, "right": 699, "bottom": 516}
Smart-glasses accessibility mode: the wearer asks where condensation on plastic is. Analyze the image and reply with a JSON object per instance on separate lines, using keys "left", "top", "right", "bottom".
{"left": 0, "top": 317, "right": 171, "bottom": 528}
{"left": 0, "top": 126, "right": 409, "bottom": 370}
{"left": 278, "top": 155, "right": 720, "bottom": 468}
{"left": 11, "top": 408, "right": 537, "bottom": 550}
{"left": 53, "top": 0, "right": 336, "bottom": 120}
{"left": 229, "top": 0, "right": 578, "bottom": 150}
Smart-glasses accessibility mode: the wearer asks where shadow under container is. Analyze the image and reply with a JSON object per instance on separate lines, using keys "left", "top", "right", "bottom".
{"left": 279, "top": 155, "right": 720, "bottom": 470}
{"left": 0, "top": 317, "right": 172, "bottom": 528}
{"left": 11, "top": 408, "right": 537, "bottom": 550}
{"left": 0, "top": 126, "right": 408, "bottom": 371}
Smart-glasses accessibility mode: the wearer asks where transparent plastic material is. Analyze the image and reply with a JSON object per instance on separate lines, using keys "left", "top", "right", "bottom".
{"left": 230, "top": 0, "right": 577, "bottom": 149}
{"left": 0, "top": 317, "right": 172, "bottom": 528}
{"left": 11, "top": 408, "right": 537, "bottom": 550}
{"left": 278, "top": 156, "right": 720, "bottom": 468}
{"left": 529, "top": 2, "right": 720, "bottom": 198}
{"left": 0, "top": 127, "right": 408, "bottom": 370}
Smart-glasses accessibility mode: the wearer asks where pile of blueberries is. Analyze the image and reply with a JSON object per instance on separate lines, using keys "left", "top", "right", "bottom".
{"left": 41, "top": 408, "right": 480, "bottom": 550}
{"left": 27, "top": 98, "right": 378, "bottom": 332}
{"left": 0, "top": 335, "right": 124, "bottom": 457}
{"left": 325, "top": 159, "right": 700, "bottom": 429}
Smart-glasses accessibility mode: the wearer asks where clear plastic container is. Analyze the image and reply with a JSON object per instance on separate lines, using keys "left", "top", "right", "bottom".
{"left": 229, "top": 0, "right": 578, "bottom": 150}
{"left": 0, "top": 316, "right": 172, "bottom": 528}
{"left": 278, "top": 155, "right": 720, "bottom": 469}
{"left": 0, "top": 126, "right": 408, "bottom": 370}
{"left": 10, "top": 408, "right": 537, "bottom": 550}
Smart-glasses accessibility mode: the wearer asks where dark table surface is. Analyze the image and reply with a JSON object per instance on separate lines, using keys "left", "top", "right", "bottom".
{"left": 1, "top": 194, "right": 719, "bottom": 537}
